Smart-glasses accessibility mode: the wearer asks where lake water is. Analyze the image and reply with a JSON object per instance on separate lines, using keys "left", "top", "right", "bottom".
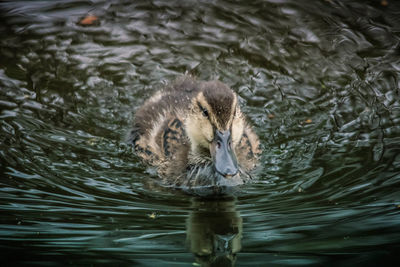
{"left": 1, "top": 0, "right": 400, "bottom": 265}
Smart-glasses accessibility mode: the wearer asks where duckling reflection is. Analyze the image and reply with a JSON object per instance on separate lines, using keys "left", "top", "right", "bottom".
{"left": 186, "top": 198, "right": 242, "bottom": 267}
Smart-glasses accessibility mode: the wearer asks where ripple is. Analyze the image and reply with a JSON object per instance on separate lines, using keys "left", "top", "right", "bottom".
{"left": 1, "top": 0, "right": 400, "bottom": 265}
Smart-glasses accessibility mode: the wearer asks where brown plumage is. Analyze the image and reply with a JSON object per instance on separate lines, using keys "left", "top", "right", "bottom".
{"left": 128, "top": 76, "right": 261, "bottom": 188}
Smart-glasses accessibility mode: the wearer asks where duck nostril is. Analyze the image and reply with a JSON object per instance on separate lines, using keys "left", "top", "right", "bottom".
{"left": 216, "top": 141, "right": 221, "bottom": 149}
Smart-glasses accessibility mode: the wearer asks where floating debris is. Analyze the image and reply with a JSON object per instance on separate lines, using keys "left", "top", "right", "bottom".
{"left": 79, "top": 15, "right": 99, "bottom": 26}
{"left": 86, "top": 137, "right": 103, "bottom": 146}
{"left": 148, "top": 212, "right": 157, "bottom": 219}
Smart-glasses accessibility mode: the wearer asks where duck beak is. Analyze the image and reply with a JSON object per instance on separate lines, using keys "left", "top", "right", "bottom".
{"left": 210, "top": 130, "right": 239, "bottom": 178}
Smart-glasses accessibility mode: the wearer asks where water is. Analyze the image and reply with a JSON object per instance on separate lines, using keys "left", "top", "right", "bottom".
{"left": 1, "top": 0, "right": 400, "bottom": 265}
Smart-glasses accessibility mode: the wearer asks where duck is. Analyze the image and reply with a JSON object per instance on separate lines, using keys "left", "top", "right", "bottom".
{"left": 128, "top": 76, "right": 261, "bottom": 188}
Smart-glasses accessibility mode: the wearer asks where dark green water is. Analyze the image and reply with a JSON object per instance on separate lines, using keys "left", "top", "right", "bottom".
{"left": 1, "top": 0, "right": 400, "bottom": 265}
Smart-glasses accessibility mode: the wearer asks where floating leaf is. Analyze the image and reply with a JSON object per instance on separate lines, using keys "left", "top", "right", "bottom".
{"left": 79, "top": 15, "right": 99, "bottom": 26}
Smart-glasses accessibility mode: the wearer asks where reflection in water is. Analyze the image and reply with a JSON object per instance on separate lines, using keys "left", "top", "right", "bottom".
{"left": 187, "top": 198, "right": 242, "bottom": 267}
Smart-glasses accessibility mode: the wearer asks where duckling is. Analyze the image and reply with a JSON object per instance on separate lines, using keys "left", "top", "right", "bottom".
{"left": 128, "top": 76, "right": 261, "bottom": 188}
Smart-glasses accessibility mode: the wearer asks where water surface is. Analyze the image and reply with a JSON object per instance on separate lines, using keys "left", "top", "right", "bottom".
{"left": 1, "top": 0, "right": 400, "bottom": 265}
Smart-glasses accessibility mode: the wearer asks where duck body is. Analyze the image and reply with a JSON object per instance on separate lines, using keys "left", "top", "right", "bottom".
{"left": 129, "top": 76, "right": 261, "bottom": 189}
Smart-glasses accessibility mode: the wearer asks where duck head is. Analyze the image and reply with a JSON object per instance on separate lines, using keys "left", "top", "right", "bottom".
{"left": 185, "top": 81, "right": 245, "bottom": 178}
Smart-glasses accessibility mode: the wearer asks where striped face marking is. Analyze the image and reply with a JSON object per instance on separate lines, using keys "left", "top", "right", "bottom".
{"left": 185, "top": 82, "right": 241, "bottom": 155}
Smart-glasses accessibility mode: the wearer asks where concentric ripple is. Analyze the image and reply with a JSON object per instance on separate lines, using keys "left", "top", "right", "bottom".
{"left": 1, "top": 0, "right": 400, "bottom": 265}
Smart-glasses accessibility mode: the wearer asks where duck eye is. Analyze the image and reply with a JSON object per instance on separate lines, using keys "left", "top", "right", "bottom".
{"left": 197, "top": 102, "right": 209, "bottom": 118}
{"left": 202, "top": 108, "right": 209, "bottom": 118}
